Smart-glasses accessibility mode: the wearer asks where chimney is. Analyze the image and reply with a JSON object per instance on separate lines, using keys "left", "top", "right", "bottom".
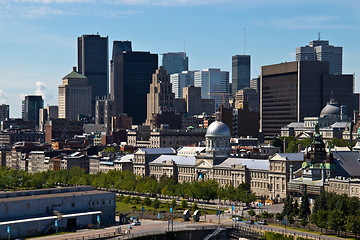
{"left": 73, "top": 66, "right": 77, "bottom": 72}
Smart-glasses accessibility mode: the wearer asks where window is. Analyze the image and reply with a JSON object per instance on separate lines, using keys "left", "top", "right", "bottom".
{"left": 72, "top": 203, "right": 75, "bottom": 207}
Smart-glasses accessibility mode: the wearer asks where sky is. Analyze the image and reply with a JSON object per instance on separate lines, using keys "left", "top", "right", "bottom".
{"left": 1, "top": 0, "right": 360, "bottom": 118}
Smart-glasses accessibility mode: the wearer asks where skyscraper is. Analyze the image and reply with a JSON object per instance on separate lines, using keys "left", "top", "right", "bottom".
{"left": 170, "top": 71, "right": 195, "bottom": 98}
{"left": 260, "top": 61, "right": 353, "bottom": 138}
{"left": 0, "top": 104, "right": 9, "bottom": 122}
{"left": 77, "top": 34, "right": 108, "bottom": 115}
{"left": 58, "top": 67, "right": 92, "bottom": 120}
{"left": 162, "top": 52, "right": 188, "bottom": 75}
{"left": 146, "top": 66, "right": 175, "bottom": 126}
{"left": 22, "top": 95, "right": 43, "bottom": 127}
{"left": 296, "top": 39, "right": 342, "bottom": 74}
{"left": 194, "top": 68, "right": 229, "bottom": 111}
{"left": 110, "top": 43, "right": 158, "bottom": 124}
{"left": 232, "top": 55, "right": 250, "bottom": 96}
{"left": 110, "top": 41, "right": 132, "bottom": 115}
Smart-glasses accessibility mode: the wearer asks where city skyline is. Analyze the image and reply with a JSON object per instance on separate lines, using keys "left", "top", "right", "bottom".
{"left": 0, "top": 0, "right": 359, "bottom": 117}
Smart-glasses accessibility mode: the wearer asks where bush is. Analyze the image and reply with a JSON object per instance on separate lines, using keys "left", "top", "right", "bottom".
{"left": 263, "top": 231, "right": 294, "bottom": 240}
{"left": 248, "top": 209, "right": 255, "bottom": 217}
{"left": 117, "top": 194, "right": 124, "bottom": 202}
{"left": 262, "top": 211, "right": 270, "bottom": 219}
{"left": 143, "top": 196, "right": 152, "bottom": 206}
{"left": 276, "top": 212, "right": 284, "bottom": 221}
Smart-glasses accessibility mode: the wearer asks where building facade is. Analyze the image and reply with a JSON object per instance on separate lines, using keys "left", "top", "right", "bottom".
{"left": 58, "top": 67, "right": 92, "bottom": 120}
{"left": 296, "top": 39, "right": 342, "bottom": 74}
{"left": 95, "top": 97, "right": 115, "bottom": 132}
{"left": 194, "top": 69, "right": 229, "bottom": 110}
{"left": 22, "top": 95, "right": 43, "bottom": 128}
{"left": 0, "top": 104, "right": 9, "bottom": 122}
{"left": 170, "top": 71, "right": 195, "bottom": 99}
{"left": 77, "top": 34, "right": 108, "bottom": 116}
{"left": 110, "top": 50, "right": 158, "bottom": 124}
{"left": 162, "top": 52, "right": 188, "bottom": 75}
{"left": 232, "top": 55, "right": 251, "bottom": 96}
{"left": 146, "top": 67, "right": 175, "bottom": 127}
{"left": 260, "top": 61, "right": 353, "bottom": 138}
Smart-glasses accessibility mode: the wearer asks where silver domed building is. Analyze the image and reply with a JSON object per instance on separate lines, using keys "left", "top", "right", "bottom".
{"left": 205, "top": 120, "right": 231, "bottom": 156}
{"left": 320, "top": 99, "right": 340, "bottom": 118}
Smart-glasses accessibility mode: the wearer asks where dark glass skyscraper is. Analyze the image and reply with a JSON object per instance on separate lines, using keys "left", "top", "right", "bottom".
{"left": 232, "top": 55, "right": 250, "bottom": 96}
{"left": 162, "top": 52, "right": 188, "bottom": 75}
{"left": 22, "top": 95, "right": 43, "bottom": 127}
{"left": 77, "top": 34, "right": 108, "bottom": 116}
{"left": 110, "top": 41, "right": 158, "bottom": 124}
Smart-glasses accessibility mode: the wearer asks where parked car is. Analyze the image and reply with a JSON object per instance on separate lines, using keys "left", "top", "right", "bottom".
{"left": 131, "top": 221, "right": 141, "bottom": 226}
{"left": 258, "top": 219, "right": 267, "bottom": 225}
{"left": 232, "top": 217, "right": 242, "bottom": 221}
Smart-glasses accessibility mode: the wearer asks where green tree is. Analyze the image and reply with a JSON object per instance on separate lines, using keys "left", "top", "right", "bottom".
{"left": 328, "top": 209, "right": 345, "bottom": 236}
{"left": 282, "top": 194, "right": 294, "bottom": 217}
{"left": 299, "top": 192, "right": 311, "bottom": 219}
{"left": 153, "top": 198, "right": 161, "bottom": 209}
{"left": 170, "top": 199, "right": 177, "bottom": 209}
{"left": 346, "top": 215, "right": 360, "bottom": 237}
{"left": 143, "top": 196, "right": 152, "bottom": 206}
{"left": 180, "top": 199, "right": 188, "bottom": 209}
{"left": 124, "top": 195, "right": 131, "bottom": 204}
{"left": 248, "top": 209, "right": 255, "bottom": 217}
{"left": 192, "top": 202, "right": 199, "bottom": 211}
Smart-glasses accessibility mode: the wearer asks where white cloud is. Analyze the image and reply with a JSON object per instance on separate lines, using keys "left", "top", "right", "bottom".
{"left": 35, "top": 81, "right": 47, "bottom": 97}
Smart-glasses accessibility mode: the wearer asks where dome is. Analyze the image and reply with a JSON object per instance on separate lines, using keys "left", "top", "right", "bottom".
{"left": 320, "top": 99, "right": 340, "bottom": 117}
{"left": 206, "top": 121, "right": 231, "bottom": 138}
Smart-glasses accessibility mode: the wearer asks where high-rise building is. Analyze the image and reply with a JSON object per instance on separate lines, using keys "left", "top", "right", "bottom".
{"left": 170, "top": 71, "right": 195, "bottom": 99}
{"left": 58, "top": 67, "right": 92, "bottom": 120}
{"left": 110, "top": 41, "right": 132, "bottom": 115}
{"left": 146, "top": 67, "right": 175, "bottom": 127}
{"left": 182, "top": 86, "right": 215, "bottom": 116}
{"left": 77, "top": 34, "right": 108, "bottom": 115}
{"left": 111, "top": 48, "right": 158, "bottom": 124}
{"left": 260, "top": 61, "right": 353, "bottom": 138}
{"left": 194, "top": 69, "right": 229, "bottom": 111}
{"left": 250, "top": 77, "right": 260, "bottom": 92}
{"left": 235, "top": 87, "right": 259, "bottom": 112}
{"left": 39, "top": 106, "right": 58, "bottom": 132}
{"left": 0, "top": 104, "right": 9, "bottom": 122}
{"left": 162, "top": 52, "right": 188, "bottom": 75}
{"left": 232, "top": 55, "right": 250, "bottom": 96}
{"left": 296, "top": 39, "right": 342, "bottom": 74}
{"left": 95, "top": 97, "right": 115, "bottom": 132}
{"left": 22, "top": 95, "right": 43, "bottom": 127}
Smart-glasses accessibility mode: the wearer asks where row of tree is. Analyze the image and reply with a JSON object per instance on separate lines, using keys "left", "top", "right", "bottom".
{"left": 0, "top": 166, "right": 256, "bottom": 204}
{"left": 281, "top": 191, "right": 360, "bottom": 237}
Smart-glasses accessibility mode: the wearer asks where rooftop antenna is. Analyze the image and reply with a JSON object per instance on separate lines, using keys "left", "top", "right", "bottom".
{"left": 243, "top": 27, "right": 246, "bottom": 55}
{"left": 318, "top": 32, "right": 321, "bottom": 40}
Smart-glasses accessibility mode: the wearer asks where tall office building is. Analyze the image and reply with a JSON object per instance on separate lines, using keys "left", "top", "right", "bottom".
{"left": 194, "top": 69, "right": 229, "bottom": 111}
{"left": 39, "top": 106, "right": 58, "bottom": 132}
{"left": 235, "top": 87, "right": 259, "bottom": 112}
{"left": 170, "top": 71, "right": 195, "bottom": 98}
{"left": 110, "top": 43, "right": 158, "bottom": 124}
{"left": 232, "top": 55, "right": 250, "bottom": 96}
{"left": 162, "top": 52, "right": 188, "bottom": 75}
{"left": 0, "top": 104, "right": 9, "bottom": 122}
{"left": 260, "top": 61, "right": 353, "bottom": 138}
{"left": 110, "top": 41, "right": 132, "bottom": 115}
{"left": 77, "top": 34, "right": 108, "bottom": 116}
{"left": 95, "top": 97, "right": 115, "bottom": 132}
{"left": 146, "top": 67, "right": 175, "bottom": 126}
{"left": 296, "top": 39, "right": 342, "bottom": 74}
{"left": 22, "top": 95, "right": 43, "bottom": 127}
{"left": 58, "top": 67, "right": 92, "bottom": 120}
{"left": 250, "top": 77, "right": 260, "bottom": 92}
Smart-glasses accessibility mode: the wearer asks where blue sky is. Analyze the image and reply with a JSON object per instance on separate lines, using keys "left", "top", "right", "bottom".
{"left": 1, "top": 0, "right": 360, "bottom": 117}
